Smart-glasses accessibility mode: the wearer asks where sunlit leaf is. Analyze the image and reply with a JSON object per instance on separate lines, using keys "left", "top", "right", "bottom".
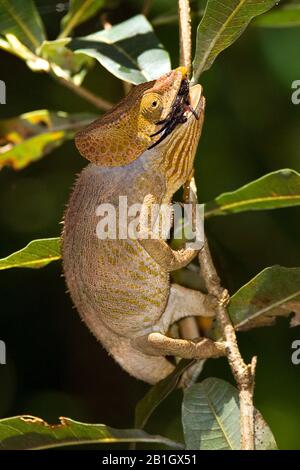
{"left": 0, "top": 0, "right": 45, "bottom": 51}
{"left": 60, "top": 0, "right": 106, "bottom": 38}
{"left": 205, "top": 169, "right": 300, "bottom": 217}
{"left": 38, "top": 39, "right": 93, "bottom": 85}
{"left": 0, "top": 415, "right": 183, "bottom": 450}
{"left": 0, "top": 238, "right": 61, "bottom": 271}
{"left": 182, "top": 378, "right": 277, "bottom": 450}
{"left": 69, "top": 15, "right": 171, "bottom": 84}
{"left": 0, "top": 33, "right": 49, "bottom": 72}
{"left": 0, "top": 110, "right": 96, "bottom": 170}
{"left": 229, "top": 266, "right": 300, "bottom": 331}
{"left": 192, "top": 0, "right": 279, "bottom": 81}
{"left": 255, "top": 4, "right": 300, "bottom": 28}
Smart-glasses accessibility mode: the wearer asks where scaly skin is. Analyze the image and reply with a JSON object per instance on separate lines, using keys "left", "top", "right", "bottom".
{"left": 62, "top": 68, "right": 219, "bottom": 384}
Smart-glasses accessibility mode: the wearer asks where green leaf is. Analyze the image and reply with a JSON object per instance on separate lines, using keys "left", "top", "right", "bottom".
{"left": 38, "top": 39, "right": 93, "bottom": 85}
{"left": 0, "top": 110, "right": 96, "bottom": 170}
{"left": 0, "top": 238, "right": 61, "bottom": 271}
{"left": 0, "top": 415, "right": 183, "bottom": 450}
{"left": 192, "top": 0, "right": 279, "bottom": 81}
{"left": 69, "top": 15, "right": 171, "bottom": 84}
{"left": 255, "top": 4, "right": 300, "bottom": 28}
{"left": 60, "top": 0, "right": 105, "bottom": 38}
{"left": 135, "top": 359, "right": 194, "bottom": 429}
{"left": 229, "top": 266, "right": 300, "bottom": 331}
{"left": 182, "top": 378, "right": 277, "bottom": 450}
{"left": 0, "top": 0, "right": 46, "bottom": 51}
{"left": 0, "top": 33, "right": 48, "bottom": 70}
{"left": 205, "top": 169, "right": 300, "bottom": 218}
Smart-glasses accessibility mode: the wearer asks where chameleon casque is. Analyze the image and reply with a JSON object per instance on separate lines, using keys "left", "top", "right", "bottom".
{"left": 62, "top": 67, "right": 221, "bottom": 384}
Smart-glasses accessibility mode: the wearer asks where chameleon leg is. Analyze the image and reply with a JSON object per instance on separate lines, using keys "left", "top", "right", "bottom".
{"left": 140, "top": 238, "right": 197, "bottom": 271}
{"left": 157, "top": 283, "right": 216, "bottom": 334}
{"left": 133, "top": 333, "right": 225, "bottom": 359}
{"left": 139, "top": 194, "right": 198, "bottom": 271}
{"left": 163, "top": 284, "right": 216, "bottom": 387}
{"left": 132, "top": 283, "right": 222, "bottom": 361}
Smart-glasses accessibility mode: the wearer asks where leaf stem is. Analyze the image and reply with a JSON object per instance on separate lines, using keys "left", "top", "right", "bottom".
{"left": 53, "top": 75, "right": 113, "bottom": 111}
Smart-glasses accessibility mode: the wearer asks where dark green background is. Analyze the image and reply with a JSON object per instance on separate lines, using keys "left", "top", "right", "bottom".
{"left": 0, "top": 0, "right": 300, "bottom": 449}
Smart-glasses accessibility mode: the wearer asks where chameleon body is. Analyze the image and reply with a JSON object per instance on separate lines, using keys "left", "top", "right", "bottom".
{"left": 62, "top": 68, "right": 218, "bottom": 384}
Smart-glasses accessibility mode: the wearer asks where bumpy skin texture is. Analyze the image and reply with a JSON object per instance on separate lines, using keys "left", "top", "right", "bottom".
{"left": 62, "top": 68, "right": 215, "bottom": 384}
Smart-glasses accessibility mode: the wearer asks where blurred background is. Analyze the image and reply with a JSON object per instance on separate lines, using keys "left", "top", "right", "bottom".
{"left": 0, "top": 0, "right": 300, "bottom": 449}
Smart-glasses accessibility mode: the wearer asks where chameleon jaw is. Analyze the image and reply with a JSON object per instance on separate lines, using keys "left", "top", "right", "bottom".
{"left": 187, "top": 84, "right": 204, "bottom": 120}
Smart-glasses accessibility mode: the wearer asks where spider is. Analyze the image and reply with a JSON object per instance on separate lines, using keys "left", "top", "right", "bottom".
{"left": 148, "top": 78, "right": 199, "bottom": 150}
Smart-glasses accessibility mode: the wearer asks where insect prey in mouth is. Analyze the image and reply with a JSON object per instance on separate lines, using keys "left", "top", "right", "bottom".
{"left": 148, "top": 78, "right": 199, "bottom": 150}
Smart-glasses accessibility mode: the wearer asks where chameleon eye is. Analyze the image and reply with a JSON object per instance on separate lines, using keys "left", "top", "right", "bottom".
{"left": 141, "top": 93, "right": 163, "bottom": 118}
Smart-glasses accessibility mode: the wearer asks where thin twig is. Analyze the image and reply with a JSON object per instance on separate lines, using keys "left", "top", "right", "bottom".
{"left": 142, "top": 0, "right": 153, "bottom": 16}
{"left": 53, "top": 76, "right": 113, "bottom": 112}
{"left": 178, "top": 0, "right": 192, "bottom": 75}
{"left": 198, "top": 239, "right": 257, "bottom": 450}
{"left": 177, "top": 0, "right": 198, "bottom": 342}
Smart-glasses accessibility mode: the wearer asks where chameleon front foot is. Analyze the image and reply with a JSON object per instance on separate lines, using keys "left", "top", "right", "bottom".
{"left": 138, "top": 193, "right": 198, "bottom": 271}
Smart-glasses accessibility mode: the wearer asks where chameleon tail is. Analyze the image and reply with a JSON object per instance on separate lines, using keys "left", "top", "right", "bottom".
{"left": 85, "top": 313, "right": 174, "bottom": 384}
{"left": 72, "top": 297, "right": 174, "bottom": 384}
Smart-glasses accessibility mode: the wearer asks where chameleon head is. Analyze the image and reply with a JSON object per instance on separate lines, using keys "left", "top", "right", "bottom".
{"left": 75, "top": 67, "right": 200, "bottom": 167}
{"left": 151, "top": 82, "right": 205, "bottom": 196}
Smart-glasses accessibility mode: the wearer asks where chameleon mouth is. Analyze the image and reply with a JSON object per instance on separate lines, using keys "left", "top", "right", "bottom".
{"left": 148, "top": 78, "right": 203, "bottom": 150}
{"left": 188, "top": 84, "right": 204, "bottom": 119}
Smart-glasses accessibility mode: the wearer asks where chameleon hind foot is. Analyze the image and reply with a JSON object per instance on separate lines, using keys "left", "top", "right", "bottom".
{"left": 133, "top": 332, "right": 226, "bottom": 360}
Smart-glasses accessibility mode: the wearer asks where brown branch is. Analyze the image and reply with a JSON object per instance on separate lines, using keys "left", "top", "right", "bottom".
{"left": 53, "top": 75, "right": 113, "bottom": 112}
{"left": 198, "top": 238, "right": 257, "bottom": 450}
{"left": 178, "top": 0, "right": 192, "bottom": 75}
{"left": 142, "top": 0, "right": 152, "bottom": 16}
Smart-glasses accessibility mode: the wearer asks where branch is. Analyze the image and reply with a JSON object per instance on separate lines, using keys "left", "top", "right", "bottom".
{"left": 177, "top": 0, "right": 199, "bottom": 341}
{"left": 53, "top": 75, "right": 113, "bottom": 112}
{"left": 178, "top": 0, "right": 192, "bottom": 75}
{"left": 142, "top": 0, "right": 152, "bottom": 16}
{"left": 198, "top": 238, "right": 257, "bottom": 450}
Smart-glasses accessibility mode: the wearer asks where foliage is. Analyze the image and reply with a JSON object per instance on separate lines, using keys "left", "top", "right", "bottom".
{"left": 0, "top": 415, "right": 182, "bottom": 449}
{"left": 182, "top": 378, "right": 277, "bottom": 450}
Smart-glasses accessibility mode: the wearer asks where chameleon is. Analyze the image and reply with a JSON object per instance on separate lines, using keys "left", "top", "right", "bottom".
{"left": 62, "top": 67, "right": 223, "bottom": 384}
